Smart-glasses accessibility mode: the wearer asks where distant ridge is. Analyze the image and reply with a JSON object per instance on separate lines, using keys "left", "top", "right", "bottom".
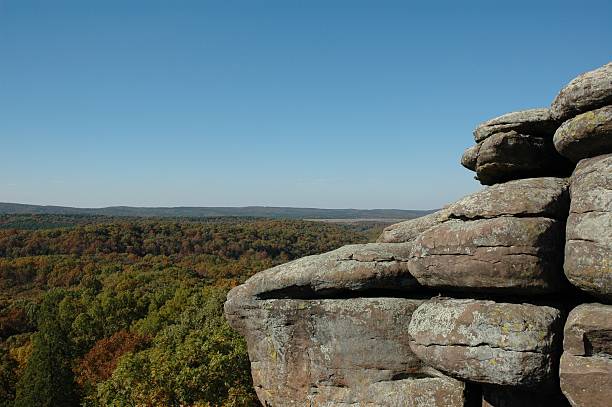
{"left": 0, "top": 202, "right": 433, "bottom": 220}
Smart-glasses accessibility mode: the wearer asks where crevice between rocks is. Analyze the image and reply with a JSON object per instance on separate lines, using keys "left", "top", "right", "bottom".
{"left": 411, "top": 341, "right": 554, "bottom": 355}
{"left": 254, "top": 285, "right": 589, "bottom": 308}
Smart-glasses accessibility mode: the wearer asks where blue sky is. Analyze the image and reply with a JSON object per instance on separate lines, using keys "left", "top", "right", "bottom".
{"left": 1, "top": 0, "right": 610, "bottom": 209}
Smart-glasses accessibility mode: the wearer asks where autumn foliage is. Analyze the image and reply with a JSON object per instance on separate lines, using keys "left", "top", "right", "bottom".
{"left": 0, "top": 215, "right": 378, "bottom": 406}
{"left": 75, "top": 330, "right": 149, "bottom": 387}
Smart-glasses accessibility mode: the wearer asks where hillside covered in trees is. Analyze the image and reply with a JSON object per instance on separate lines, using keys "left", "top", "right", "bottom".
{"left": 0, "top": 214, "right": 380, "bottom": 406}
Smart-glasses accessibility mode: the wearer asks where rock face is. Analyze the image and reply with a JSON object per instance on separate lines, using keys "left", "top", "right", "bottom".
{"left": 473, "top": 108, "right": 559, "bottom": 143}
{"left": 225, "top": 62, "right": 612, "bottom": 407}
{"left": 553, "top": 105, "right": 612, "bottom": 162}
{"left": 225, "top": 295, "right": 477, "bottom": 406}
{"left": 470, "top": 130, "right": 572, "bottom": 185}
{"left": 564, "top": 154, "right": 612, "bottom": 301}
{"left": 410, "top": 217, "right": 565, "bottom": 293}
{"left": 237, "top": 242, "right": 418, "bottom": 298}
{"left": 377, "top": 208, "right": 450, "bottom": 243}
{"left": 409, "top": 177, "right": 568, "bottom": 294}
{"left": 462, "top": 108, "right": 574, "bottom": 186}
{"left": 551, "top": 62, "right": 612, "bottom": 121}
{"left": 407, "top": 298, "right": 563, "bottom": 387}
{"left": 560, "top": 304, "right": 612, "bottom": 407}
{"left": 446, "top": 177, "right": 569, "bottom": 220}
{"left": 460, "top": 144, "right": 480, "bottom": 171}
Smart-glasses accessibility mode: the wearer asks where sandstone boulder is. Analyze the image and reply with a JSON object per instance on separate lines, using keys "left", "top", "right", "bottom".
{"left": 225, "top": 297, "right": 475, "bottom": 406}
{"left": 377, "top": 208, "right": 450, "bottom": 243}
{"left": 361, "top": 375, "right": 478, "bottom": 407}
{"left": 560, "top": 303, "right": 612, "bottom": 407}
{"left": 565, "top": 154, "right": 612, "bottom": 301}
{"left": 407, "top": 298, "right": 563, "bottom": 387}
{"left": 446, "top": 177, "right": 569, "bottom": 220}
{"left": 551, "top": 62, "right": 612, "bottom": 121}
{"left": 473, "top": 130, "right": 572, "bottom": 185}
{"left": 460, "top": 143, "right": 480, "bottom": 171}
{"left": 473, "top": 108, "right": 559, "bottom": 143}
{"left": 553, "top": 105, "right": 612, "bottom": 162}
{"left": 233, "top": 242, "right": 418, "bottom": 299}
{"left": 409, "top": 217, "right": 565, "bottom": 294}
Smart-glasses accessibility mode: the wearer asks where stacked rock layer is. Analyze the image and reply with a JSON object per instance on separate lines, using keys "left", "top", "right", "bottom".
{"left": 225, "top": 62, "right": 612, "bottom": 406}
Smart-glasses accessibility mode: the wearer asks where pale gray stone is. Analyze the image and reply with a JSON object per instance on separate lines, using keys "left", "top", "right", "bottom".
{"left": 409, "top": 217, "right": 566, "bottom": 294}
{"left": 377, "top": 208, "right": 451, "bottom": 243}
{"left": 565, "top": 154, "right": 612, "bottom": 301}
{"left": 554, "top": 105, "right": 612, "bottom": 162}
{"left": 446, "top": 177, "right": 569, "bottom": 220}
{"left": 474, "top": 130, "right": 572, "bottom": 185}
{"left": 551, "top": 62, "right": 612, "bottom": 121}
{"left": 408, "top": 298, "right": 563, "bottom": 387}
{"left": 474, "top": 108, "right": 558, "bottom": 143}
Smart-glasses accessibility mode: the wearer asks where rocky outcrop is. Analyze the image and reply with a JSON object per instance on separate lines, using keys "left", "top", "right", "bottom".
{"left": 407, "top": 298, "right": 563, "bottom": 387}
{"left": 377, "top": 208, "right": 451, "bottom": 243}
{"left": 564, "top": 154, "right": 612, "bottom": 301}
{"left": 559, "top": 304, "right": 612, "bottom": 407}
{"left": 231, "top": 242, "right": 417, "bottom": 298}
{"left": 473, "top": 108, "right": 559, "bottom": 143}
{"left": 445, "top": 177, "right": 569, "bottom": 220}
{"left": 225, "top": 62, "right": 612, "bottom": 406}
{"left": 408, "top": 177, "right": 568, "bottom": 294}
{"left": 409, "top": 217, "right": 565, "bottom": 293}
{"left": 554, "top": 105, "right": 612, "bottom": 162}
{"left": 461, "top": 109, "right": 573, "bottom": 185}
{"left": 466, "top": 129, "right": 572, "bottom": 185}
{"left": 551, "top": 62, "right": 612, "bottom": 121}
{"left": 225, "top": 295, "right": 478, "bottom": 406}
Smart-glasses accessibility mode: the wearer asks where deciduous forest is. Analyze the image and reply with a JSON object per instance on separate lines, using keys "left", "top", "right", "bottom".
{"left": 0, "top": 214, "right": 381, "bottom": 406}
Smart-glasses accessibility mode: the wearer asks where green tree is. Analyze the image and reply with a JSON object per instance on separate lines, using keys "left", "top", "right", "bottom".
{"left": 92, "top": 287, "right": 258, "bottom": 406}
{"left": 0, "top": 347, "right": 18, "bottom": 407}
{"left": 14, "top": 290, "right": 79, "bottom": 407}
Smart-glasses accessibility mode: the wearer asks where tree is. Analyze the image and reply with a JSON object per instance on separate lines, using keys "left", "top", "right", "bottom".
{"left": 14, "top": 290, "right": 79, "bottom": 407}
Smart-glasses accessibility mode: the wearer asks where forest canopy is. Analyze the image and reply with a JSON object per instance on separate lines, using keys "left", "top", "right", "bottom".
{"left": 0, "top": 214, "right": 382, "bottom": 406}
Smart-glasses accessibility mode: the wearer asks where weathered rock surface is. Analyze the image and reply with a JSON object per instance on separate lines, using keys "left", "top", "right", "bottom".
{"left": 473, "top": 108, "right": 559, "bottom": 143}
{"left": 551, "top": 62, "right": 612, "bottom": 121}
{"left": 560, "top": 303, "right": 612, "bottom": 407}
{"left": 563, "top": 303, "right": 612, "bottom": 357}
{"left": 409, "top": 217, "right": 565, "bottom": 294}
{"left": 359, "top": 376, "right": 477, "bottom": 407}
{"left": 554, "top": 105, "right": 612, "bottom": 162}
{"left": 407, "top": 298, "right": 563, "bottom": 387}
{"left": 460, "top": 143, "right": 480, "bottom": 171}
{"left": 225, "top": 297, "right": 475, "bottom": 406}
{"left": 564, "top": 154, "right": 612, "bottom": 301}
{"left": 473, "top": 130, "right": 573, "bottom": 185}
{"left": 560, "top": 355, "right": 612, "bottom": 407}
{"left": 377, "top": 208, "right": 451, "bottom": 243}
{"left": 407, "top": 178, "right": 568, "bottom": 293}
{"left": 446, "top": 177, "right": 569, "bottom": 220}
{"left": 235, "top": 242, "right": 418, "bottom": 298}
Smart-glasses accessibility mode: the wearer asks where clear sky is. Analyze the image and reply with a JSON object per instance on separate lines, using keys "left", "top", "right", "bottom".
{"left": 1, "top": 0, "right": 611, "bottom": 209}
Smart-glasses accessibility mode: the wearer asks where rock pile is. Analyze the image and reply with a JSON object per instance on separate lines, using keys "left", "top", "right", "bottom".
{"left": 225, "top": 62, "right": 612, "bottom": 406}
